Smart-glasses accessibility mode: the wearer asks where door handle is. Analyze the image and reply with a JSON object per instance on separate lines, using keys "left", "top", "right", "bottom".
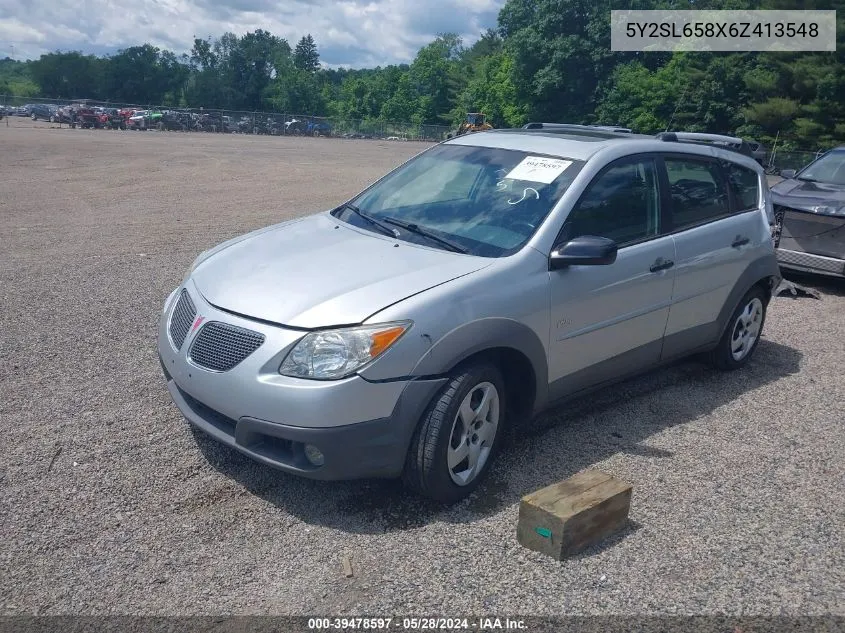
{"left": 649, "top": 258, "right": 674, "bottom": 273}
{"left": 731, "top": 235, "right": 750, "bottom": 248}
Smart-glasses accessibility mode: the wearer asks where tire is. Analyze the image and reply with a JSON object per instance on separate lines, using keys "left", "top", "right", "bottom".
{"left": 708, "top": 285, "right": 768, "bottom": 370}
{"left": 403, "top": 363, "right": 506, "bottom": 503}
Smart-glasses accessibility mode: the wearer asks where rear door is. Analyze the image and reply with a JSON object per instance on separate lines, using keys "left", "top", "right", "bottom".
{"left": 660, "top": 154, "right": 764, "bottom": 358}
{"left": 547, "top": 155, "right": 676, "bottom": 399}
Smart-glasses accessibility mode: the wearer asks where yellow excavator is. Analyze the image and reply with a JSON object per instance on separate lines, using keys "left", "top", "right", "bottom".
{"left": 455, "top": 112, "right": 493, "bottom": 136}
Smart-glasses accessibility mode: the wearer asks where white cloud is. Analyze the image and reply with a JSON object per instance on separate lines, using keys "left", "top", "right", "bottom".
{"left": 0, "top": 0, "right": 504, "bottom": 66}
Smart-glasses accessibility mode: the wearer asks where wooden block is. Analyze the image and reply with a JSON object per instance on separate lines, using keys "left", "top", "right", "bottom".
{"left": 517, "top": 469, "right": 632, "bottom": 560}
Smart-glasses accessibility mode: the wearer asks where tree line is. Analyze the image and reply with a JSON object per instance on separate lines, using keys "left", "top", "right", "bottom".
{"left": 2, "top": 0, "right": 844, "bottom": 148}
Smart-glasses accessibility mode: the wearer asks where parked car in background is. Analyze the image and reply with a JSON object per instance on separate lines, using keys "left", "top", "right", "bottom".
{"left": 29, "top": 103, "right": 59, "bottom": 122}
{"left": 157, "top": 123, "right": 779, "bottom": 502}
{"left": 128, "top": 110, "right": 150, "bottom": 129}
{"left": 97, "top": 107, "right": 127, "bottom": 129}
{"left": 771, "top": 146, "right": 845, "bottom": 278}
{"left": 16, "top": 105, "right": 33, "bottom": 116}
{"left": 55, "top": 105, "right": 77, "bottom": 124}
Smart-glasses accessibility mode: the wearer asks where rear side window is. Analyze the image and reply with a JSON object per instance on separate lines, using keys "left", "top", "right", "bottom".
{"left": 665, "top": 157, "right": 730, "bottom": 230}
{"left": 724, "top": 162, "right": 759, "bottom": 211}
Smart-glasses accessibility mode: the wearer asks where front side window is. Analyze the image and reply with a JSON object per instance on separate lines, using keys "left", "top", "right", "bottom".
{"left": 665, "top": 157, "right": 730, "bottom": 230}
{"left": 334, "top": 144, "right": 585, "bottom": 257}
{"left": 562, "top": 158, "right": 660, "bottom": 245}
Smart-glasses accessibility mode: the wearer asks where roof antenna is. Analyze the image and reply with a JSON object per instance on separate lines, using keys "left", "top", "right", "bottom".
{"left": 665, "top": 84, "right": 688, "bottom": 133}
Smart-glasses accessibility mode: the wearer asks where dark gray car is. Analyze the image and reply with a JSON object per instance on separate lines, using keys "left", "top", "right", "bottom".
{"left": 771, "top": 147, "right": 845, "bottom": 278}
{"left": 30, "top": 103, "right": 58, "bottom": 122}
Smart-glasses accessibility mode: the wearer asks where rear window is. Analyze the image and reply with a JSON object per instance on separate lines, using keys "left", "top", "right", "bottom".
{"left": 724, "top": 162, "right": 760, "bottom": 211}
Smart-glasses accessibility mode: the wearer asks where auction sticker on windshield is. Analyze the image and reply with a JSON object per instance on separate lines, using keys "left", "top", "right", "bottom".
{"left": 505, "top": 156, "right": 573, "bottom": 184}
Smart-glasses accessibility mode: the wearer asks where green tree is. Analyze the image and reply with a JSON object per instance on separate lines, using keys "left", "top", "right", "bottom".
{"left": 29, "top": 52, "right": 103, "bottom": 99}
{"left": 293, "top": 35, "right": 320, "bottom": 73}
{"left": 225, "top": 30, "right": 290, "bottom": 110}
{"left": 409, "top": 34, "right": 463, "bottom": 124}
{"left": 455, "top": 51, "right": 527, "bottom": 128}
{"left": 102, "top": 44, "right": 187, "bottom": 104}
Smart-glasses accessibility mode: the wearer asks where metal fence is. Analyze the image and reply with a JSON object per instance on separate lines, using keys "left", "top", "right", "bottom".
{"left": 0, "top": 95, "right": 453, "bottom": 142}
{"left": 2, "top": 95, "right": 836, "bottom": 168}
{"left": 763, "top": 148, "right": 828, "bottom": 174}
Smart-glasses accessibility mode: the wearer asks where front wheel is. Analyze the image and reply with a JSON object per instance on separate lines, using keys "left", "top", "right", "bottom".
{"left": 403, "top": 363, "right": 505, "bottom": 503}
{"left": 708, "top": 286, "right": 768, "bottom": 370}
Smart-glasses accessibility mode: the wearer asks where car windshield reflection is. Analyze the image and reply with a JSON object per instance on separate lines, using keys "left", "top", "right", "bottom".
{"left": 333, "top": 144, "right": 584, "bottom": 257}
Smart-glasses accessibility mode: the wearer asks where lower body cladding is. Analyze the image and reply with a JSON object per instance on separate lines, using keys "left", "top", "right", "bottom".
{"left": 774, "top": 206, "right": 845, "bottom": 278}
{"left": 158, "top": 283, "right": 446, "bottom": 481}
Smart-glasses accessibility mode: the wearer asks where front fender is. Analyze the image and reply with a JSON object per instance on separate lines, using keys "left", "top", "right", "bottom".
{"left": 410, "top": 317, "right": 550, "bottom": 413}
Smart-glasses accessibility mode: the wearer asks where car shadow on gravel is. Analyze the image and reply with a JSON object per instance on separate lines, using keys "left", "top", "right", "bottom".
{"left": 192, "top": 338, "right": 801, "bottom": 537}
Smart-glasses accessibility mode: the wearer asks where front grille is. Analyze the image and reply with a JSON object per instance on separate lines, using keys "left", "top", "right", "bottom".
{"left": 188, "top": 322, "right": 265, "bottom": 372}
{"left": 168, "top": 289, "right": 196, "bottom": 350}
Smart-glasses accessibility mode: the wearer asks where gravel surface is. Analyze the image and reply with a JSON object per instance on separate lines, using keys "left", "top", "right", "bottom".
{"left": 1, "top": 120, "right": 844, "bottom": 616}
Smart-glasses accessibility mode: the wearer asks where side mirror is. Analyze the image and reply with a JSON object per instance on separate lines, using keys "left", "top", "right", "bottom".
{"left": 779, "top": 169, "right": 796, "bottom": 180}
{"left": 550, "top": 235, "right": 618, "bottom": 270}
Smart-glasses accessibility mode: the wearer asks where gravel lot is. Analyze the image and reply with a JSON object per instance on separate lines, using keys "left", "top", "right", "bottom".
{"left": 1, "top": 119, "right": 844, "bottom": 617}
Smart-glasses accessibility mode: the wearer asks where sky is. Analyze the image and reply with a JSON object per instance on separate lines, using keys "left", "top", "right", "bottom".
{"left": 0, "top": 0, "right": 504, "bottom": 67}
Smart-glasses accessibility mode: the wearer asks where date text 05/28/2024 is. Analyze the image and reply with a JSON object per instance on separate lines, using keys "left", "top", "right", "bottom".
{"left": 307, "top": 617, "right": 528, "bottom": 630}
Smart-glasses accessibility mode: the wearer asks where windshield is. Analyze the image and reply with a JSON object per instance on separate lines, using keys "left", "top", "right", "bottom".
{"left": 334, "top": 144, "right": 584, "bottom": 257}
{"left": 797, "top": 150, "right": 845, "bottom": 185}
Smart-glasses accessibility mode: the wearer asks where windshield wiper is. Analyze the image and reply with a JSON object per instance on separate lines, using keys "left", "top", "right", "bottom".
{"left": 380, "top": 216, "right": 469, "bottom": 254}
{"left": 796, "top": 175, "right": 820, "bottom": 182}
{"left": 338, "top": 202, "right": 399, "bottom": 238}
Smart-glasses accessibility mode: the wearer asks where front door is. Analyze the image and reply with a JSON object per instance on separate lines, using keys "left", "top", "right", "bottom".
{"left": 548, "top": 155, "right": 676, "bottom": 400}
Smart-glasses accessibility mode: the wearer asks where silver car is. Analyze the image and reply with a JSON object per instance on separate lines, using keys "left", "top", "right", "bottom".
{"left": 158, "top": 125, "right": 781, "bottom": 502}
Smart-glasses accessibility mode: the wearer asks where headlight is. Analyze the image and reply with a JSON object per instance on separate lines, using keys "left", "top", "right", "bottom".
{"left": 279, "top": 321, "right": 412, "bottom": 380}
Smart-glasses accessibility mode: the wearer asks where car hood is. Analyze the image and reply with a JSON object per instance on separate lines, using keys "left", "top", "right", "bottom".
{"left": 190, "top": 212, "right": 491, "bottom": 328}
{"left": 771, "top": 178, "right": 845, "bottom": 212}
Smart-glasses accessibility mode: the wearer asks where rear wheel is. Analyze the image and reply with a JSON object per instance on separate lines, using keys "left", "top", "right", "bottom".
{"left": 403, "top": 363, "right": 505, "bottom": 503}
{"left": 708, "top": 286, "right": 767, "bottom": 370}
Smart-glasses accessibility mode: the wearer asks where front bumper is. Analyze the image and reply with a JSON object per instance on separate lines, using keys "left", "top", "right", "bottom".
{"left": 777, "top": 248, "right": 845, "bottom": 278}
{"left": 157, "top": 281, "right": 446, "bottom": 480}
{"left": 163, "top": 367, "right": 445, "bottom": 480}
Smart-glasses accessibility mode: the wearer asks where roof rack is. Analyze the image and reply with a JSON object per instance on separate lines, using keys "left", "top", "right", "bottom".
{"left": 656, "top": 131, "right": 742, "bottom": 146}
{"left": 656, "top": 131, "right": 755, "bottom": 159}
{"left": 519, "top": 122, "right": 637, "bottom": 139}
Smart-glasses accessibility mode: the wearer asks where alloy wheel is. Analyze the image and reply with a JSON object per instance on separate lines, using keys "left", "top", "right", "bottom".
{"left": 731, "top": 297, "right": 764, "bottom": 361}
{"left": 447, "top": 381, "right": 500, "bottom": 486}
